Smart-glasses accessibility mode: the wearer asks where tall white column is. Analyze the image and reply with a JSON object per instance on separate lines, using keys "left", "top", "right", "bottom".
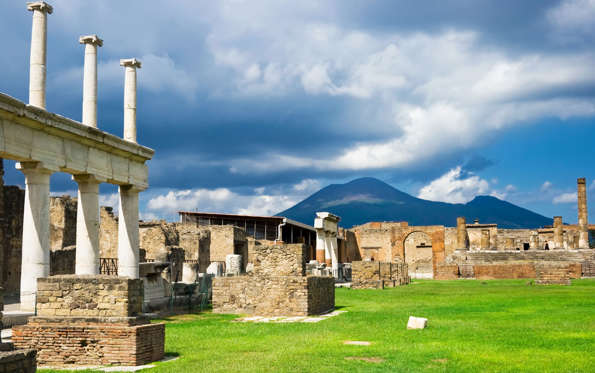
{"left": 120, "top": 58, "right": 141, "bottom": 143}
{"left": 27, "top": 2, "right": 53, "bottom": 109}
{"left": 329, "top": 232, "right": 339, "bottom": 276}
{"left": 324, "top": 234, "right": 332, "bottom": 267}
{"left": 577, "top": 178, "right": 589, "bottom": 249}
{"left": 17, "top": 161, "right": 53, "bottom": 312}
{"left": 118, "top": 185, "right": 140, "bottom": 278}
{"left": 74, "top": 175, "right": 103, "bottom": 275}
{"left": 79, "top": 35, "right": 103, "bottom": 128}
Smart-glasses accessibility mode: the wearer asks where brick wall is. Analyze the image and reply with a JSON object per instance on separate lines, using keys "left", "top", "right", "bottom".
{"left": 535, "top": 263, "right": 576, "bottom": 285}
{"left": 434, "top": 264, "right": 459, "bottom": 280}
{"left": 13, "top": 320, "right": 164, "bottom": 366}
{"left": 351, "top": 261, "right": 410, "bottom": 289}
{"left": 473, "top": 264, "right": 536, "bottom": 279}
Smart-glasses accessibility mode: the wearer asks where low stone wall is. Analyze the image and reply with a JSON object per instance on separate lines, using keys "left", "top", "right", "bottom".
{"left": 444, "top": 249, "right": 595, "bottom": 279}
{"left": 351, "top": 261, "right": 410, "bottom": 289}
{"left": 0, "top": 349, "right": 36, "bottom": 373}
{"left": 535, "top": 263, "right": 575, "bottom": 285}
{"left": 307, "top": 277, "right": 335, "bottom": 315}
{"left": 473, "top": 264, "right": 536, "bottom": 279}
{"left": 13, "top": 275, "right": 165, "bottom": 367}
{"left": 49, "top": 245, "right": 75, "bottom": 275}
{"left": 434, "top": 264, "right": 459, "bottom": 280}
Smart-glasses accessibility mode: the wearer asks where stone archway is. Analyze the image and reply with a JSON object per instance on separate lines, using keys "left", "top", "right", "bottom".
{"left": 404, "top": 231, "right": 433, "bottom": 279}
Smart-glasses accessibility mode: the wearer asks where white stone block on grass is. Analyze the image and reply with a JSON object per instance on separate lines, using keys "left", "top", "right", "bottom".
{"left": 407, "top": 316, "right": 428, "bottom": 329}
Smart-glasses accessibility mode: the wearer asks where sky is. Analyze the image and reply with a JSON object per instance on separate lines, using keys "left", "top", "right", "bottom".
{"left": 0, "top": 0, "right": 594, "bottom": 225}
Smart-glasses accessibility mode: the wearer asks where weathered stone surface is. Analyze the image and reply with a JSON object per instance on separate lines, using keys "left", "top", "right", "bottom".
{"left": 213, "top": 244, "right": 334, "bottom": 316}
{"left": 225, "top": 254, "right": 242, "bottom": 276}
{"left": 351, "top": 261, "right": 410, "bottom": 289}
{"left": 0, "top": 349, "right": 36, "bottom": 373}
{"left": 407, "top": 316, "right": 428, "bottom": 329}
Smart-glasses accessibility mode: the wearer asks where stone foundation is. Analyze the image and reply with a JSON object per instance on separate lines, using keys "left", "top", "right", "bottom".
{"left": 351, "top": 261, "right": 410, "bottom": 289}
{"left": 0, "top": 349, "right": 36, "bottom": 373}
{"left": 12, "top": 275, "right": 165, "bottom": 367}
{"left": 212, "top": 244, "right": 334, "bottom": 316}
{"left": 535, "top": 263, "right": 576, "bottom": 285}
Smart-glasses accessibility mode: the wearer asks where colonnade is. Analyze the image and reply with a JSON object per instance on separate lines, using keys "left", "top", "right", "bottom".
{"left": 314, "top": 212, "right": 341, "bottom": 278}
{"left": 20, "top": 2, "right": 147, "bottom": 311}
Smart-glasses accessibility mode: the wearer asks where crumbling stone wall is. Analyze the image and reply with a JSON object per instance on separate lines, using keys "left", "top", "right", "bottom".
{"left": 1, "top": 185, "right": 24, "bottom": 296}
{"left": 99, "top": 206, "right": 118, "bottom": 258}
{"left": 0, "top": 349, "right": 36, "bottom": 373}
{"left": 140, "top": 221, "right": 179, "bottom": 261}
{"left": 49, "top": 195, "right": 77, "bottom": 251}
{"left": 49, "top": 245, "right": 75, "bottom": 275}
{"left": 351, "top": 261, "right": 410, "bottom": 289}
{"left": 212, "top": 244, "right": 334, "bottom": 316}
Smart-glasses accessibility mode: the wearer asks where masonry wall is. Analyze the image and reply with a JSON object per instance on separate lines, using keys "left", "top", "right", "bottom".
{"left": 12, "top": 275, "right": 164, "bottom": 366}
{"left": 1, "top": 185, "right": 24, "bottom": 296}
{"left": 351, "top": 261, "right": 410, "bottom": 289}
{"left": 212, "top": 244, "right": 334, "bottom": 316}
{"left": 49, "top": 196, "right": 77, "bottom": 251}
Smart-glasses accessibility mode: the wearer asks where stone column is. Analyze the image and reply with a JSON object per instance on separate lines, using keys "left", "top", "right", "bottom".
{"left": 577, "top": 178, "right": 589, "bottom": 248}
{"left": 118, "top": 185, "right": 141, "bottom": 278}
{"left": 120, "top": 58, "right": 141, "bottom": 143}
{"left": 529, "top": 231, "right": 538, "bottom": 250}
{"left": 480, "top": 229, "right": 490, "bottom": 250}
{"left": 324, "top": 234, "right": 332, "bottom": 267}
{"left": 315, "top": 230, "right": 325, "bottom": 263}
{"left": 73, "top": 175, "right": 103, "bottom": 275}
{"left": 79, "top": 35, "right": 103, "bottom": 128}
{"left": 17, "top": 161, "right": 53, "bottom": 311}
{"left": 456, "top": 217, "right": 468, "bottom": 250}
{"left": 553, "top": 216, "right": 563, "bottom": 249}
{"left": 27, "top": 2, "right": 53, "bottom": 109}
{"left": 329, "top": 232, "right": 339, "bottom": 276}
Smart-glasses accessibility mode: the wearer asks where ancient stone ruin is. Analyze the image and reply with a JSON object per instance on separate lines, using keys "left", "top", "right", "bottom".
{"left": 212, "top": 244, "right": 335, "bottom": 316}
{"left": 351, "top": 261, "right": 410, "bottom": 289}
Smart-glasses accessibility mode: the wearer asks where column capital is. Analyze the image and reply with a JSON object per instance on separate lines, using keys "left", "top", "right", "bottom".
{"left": 120, "top": 58, "right": 142, "bottom": 69}
{"left": 79, "top": 34, "right": 103, "bottom": 47}
{"left": 120, "top": 184, "right": 147, "bottom": 193}
{"left": 16, "top": 161, "right": 57, "bottom": 174}
{"left": 27, "top": 1, "right": 53, "bottom": 14}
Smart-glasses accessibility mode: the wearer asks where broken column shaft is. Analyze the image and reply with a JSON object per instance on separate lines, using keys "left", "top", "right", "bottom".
{"left": 456, "top": 217, "right": 468, "bottom": 250}
{"left": 577, "top": 178, "right": 589, "bottom": 248}
{"left": 553, "top": 216, "right": 563, "bottom": 249}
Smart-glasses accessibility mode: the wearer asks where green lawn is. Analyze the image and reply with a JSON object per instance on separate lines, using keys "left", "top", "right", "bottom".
{"left": 41, "top": 279, "right": 595, "bottom": 372}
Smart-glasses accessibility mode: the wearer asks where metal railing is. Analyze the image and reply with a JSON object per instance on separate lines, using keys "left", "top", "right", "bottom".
{"left": 99, "top": 257, "right": 118, "bottom": 275}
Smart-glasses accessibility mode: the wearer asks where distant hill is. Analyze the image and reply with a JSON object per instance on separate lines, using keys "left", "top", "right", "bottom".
{"left": 278, "top": 177, "right": 552, "bottom": 229}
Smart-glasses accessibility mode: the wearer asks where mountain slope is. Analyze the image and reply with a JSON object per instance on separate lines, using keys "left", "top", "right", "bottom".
{"left": 278, "top": 177, "right": 552, "bottom": 229}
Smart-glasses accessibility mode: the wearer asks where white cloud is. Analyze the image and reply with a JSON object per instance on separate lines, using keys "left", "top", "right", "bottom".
{"left": 417, "top": 166, "right": 490, "bottom": 204}
{"left": 548, "top": 0, "right": 595, "bottom": 41}
{"left": 541, "top": 181, "right": 553, "bottom": 192}
{"left": 553, "top": 192, "right": 578, "bottom": 204}
{"left": 216, "top": 26, "right": 595, "bottom": 173}
{"left": 145, "top": 179, "right": 321, "bottom": 219}
{"left": 99, "top": 193, "right": 119, "bottom": 210}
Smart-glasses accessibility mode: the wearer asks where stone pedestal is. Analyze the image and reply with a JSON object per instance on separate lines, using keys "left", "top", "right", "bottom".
{"left": 225, "top": 254, "right": 242, "bottom": 276}
{"left": 12, "top": 275, "right": 165, "bottom": 367}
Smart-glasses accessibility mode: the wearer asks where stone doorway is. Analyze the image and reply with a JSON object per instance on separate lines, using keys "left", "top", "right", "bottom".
{"left": 404, "top": 231, "right": 433, "bottom": 279}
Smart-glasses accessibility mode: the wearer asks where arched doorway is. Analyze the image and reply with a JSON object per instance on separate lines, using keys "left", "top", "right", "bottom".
{"left": 404, "top": 231, "right": 433, "bottom": 279}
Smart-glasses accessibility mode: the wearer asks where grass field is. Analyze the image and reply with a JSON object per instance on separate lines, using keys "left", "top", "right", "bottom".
{"left": 41, "top": 279, "right": 595, "bottom": 373}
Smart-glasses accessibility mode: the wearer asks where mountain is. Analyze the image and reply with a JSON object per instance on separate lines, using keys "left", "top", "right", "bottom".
{"left": 278, "top": 177, "right": 552, "bottom": 229}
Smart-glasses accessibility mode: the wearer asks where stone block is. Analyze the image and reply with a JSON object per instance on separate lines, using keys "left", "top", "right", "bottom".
{"left": 407, "top": 316, "right": 428, "bottom": 330}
